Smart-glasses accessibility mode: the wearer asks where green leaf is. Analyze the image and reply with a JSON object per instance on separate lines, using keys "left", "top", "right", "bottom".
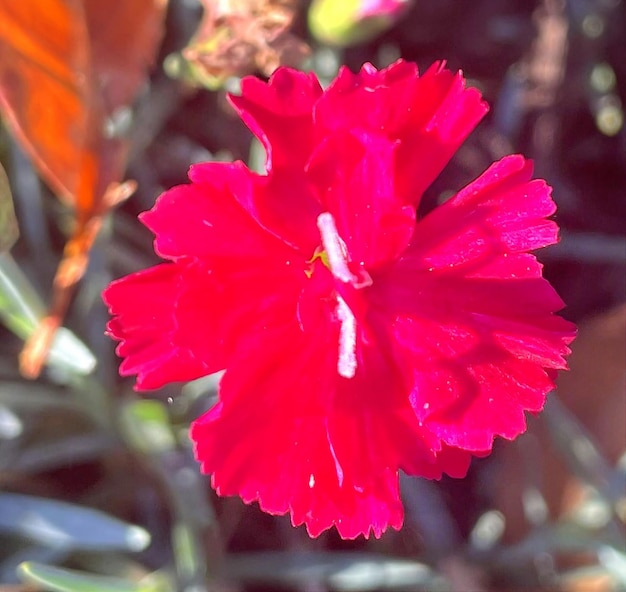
{"left": 17, "top": 562, "right": 169, "bottom": 592}
{"left": 120, "top": 399, "right": 176, "bottom": 455}
{"left": 0, "top": 252, "right": 96, "bottom": 376}
{"left": 172, "top": 523, "right": 203, "bottom": 584}
{"left": 0, "top": 162, "right": 19, "bottom": 252}
{"left": 0, "top": 493, "right": 150, "bottom": 552}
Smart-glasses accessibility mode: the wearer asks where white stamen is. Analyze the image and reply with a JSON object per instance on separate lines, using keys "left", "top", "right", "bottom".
{"left": 309, "top": 473, "right": 315, "bottom": 488}
{"left": 316, "top": 212, "right": 370, "bottom": 379}
{"left": 317, "top": 212, "right": 358, "bottom": 284}
{"left": 316, "top": 212, "right": 372, "bottom": 288}
{"left": 336, "top": 295, "right": 357, "bottom": 379}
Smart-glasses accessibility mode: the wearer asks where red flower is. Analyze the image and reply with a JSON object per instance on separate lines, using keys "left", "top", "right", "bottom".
{"left": 103, "top": 60, "right": 576, "bottom": 539}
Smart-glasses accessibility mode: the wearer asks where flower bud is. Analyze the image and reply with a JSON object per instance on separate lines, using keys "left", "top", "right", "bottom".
{"left": 308, "top": 0, "right": 413, "bottom": 47}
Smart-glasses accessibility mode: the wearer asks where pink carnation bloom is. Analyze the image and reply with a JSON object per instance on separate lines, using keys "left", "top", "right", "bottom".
{"left": 103, "top": 60, "right": 576, "bottom": 539}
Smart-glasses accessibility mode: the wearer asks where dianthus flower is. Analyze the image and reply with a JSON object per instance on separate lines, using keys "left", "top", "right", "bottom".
{"left": 103, "top": 60, "right": 576, "bottom": 539}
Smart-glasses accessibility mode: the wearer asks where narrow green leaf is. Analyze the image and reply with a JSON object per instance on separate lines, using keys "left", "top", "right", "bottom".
{"left": 0, "top": 493, "right": 150, "bottom": 552}
{"left": 17, "top": 562, "right": 167, "bottom": 592}
{"left": 0, "top": 252, "right": 96, "bottom": 375}
{"left": 0, "top": 162, "right": 19, "bottom": 252}
{"left": 172, "top": 523, "right": 203, "bottom": 584}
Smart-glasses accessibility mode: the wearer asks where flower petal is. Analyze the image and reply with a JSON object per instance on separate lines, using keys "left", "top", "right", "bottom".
{"left": 387, "top": 314, "right": 562, "bottom": 450}
{"left": 192, "top": 316, "right": 406, "bottom": 539}
{"left": 395, "top": 62, "right": 489, "bottom": 201}
{"left": 316, "top": 60, "right": 488, "bottom": 205}
{"left": 368, "top": 155, "right": 576, "bottom": 450}
{"left": 229, "top": 67, "right": 323, "bottom": 172}
{"left": 103, "top": 263, "right": 220, "bottom": 389}
{"left": 192, "top": 296, "right": 473, "bottom": 538}
{"left": 193, "top": 398, "right": 404, "bottom": 539}
{"left": 171, "top": 157, "right": 320, "bottom": 256}
{"left": 141, "top": 161, "right": 305, "bottom": 263}
{"left": 307, "top": 129, "right": 415, "bottom": 269}
{"left": 104, "top": 254, "right": 304, "bottom": 391}
{"left": 315, "top": 60, "right": 421, "bottom": 134}
{"left": 226, "top": 69, "right": 325, "bottom": 251}
{"left": 407, "top": 155, "right": 561, "bottom": 271}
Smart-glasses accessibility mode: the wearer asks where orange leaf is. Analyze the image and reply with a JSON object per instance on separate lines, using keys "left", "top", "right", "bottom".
{"left": 0, "top": 0, "right": 94, "bottom": 207}
{"left": 0, "top": 0, "right": 167, "bottom": 377}
{"left": 0, "top": 0, "right": 167, "bottom": 220}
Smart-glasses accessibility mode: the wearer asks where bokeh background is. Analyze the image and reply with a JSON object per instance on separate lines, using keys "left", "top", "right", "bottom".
{"left": 0, "top": 1, "right": 624, "bottom": 591}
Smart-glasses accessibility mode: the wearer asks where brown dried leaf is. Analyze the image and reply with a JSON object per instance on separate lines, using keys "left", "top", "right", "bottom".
{"left": 172, "top": 0, "right": 309, "bottom": 88}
